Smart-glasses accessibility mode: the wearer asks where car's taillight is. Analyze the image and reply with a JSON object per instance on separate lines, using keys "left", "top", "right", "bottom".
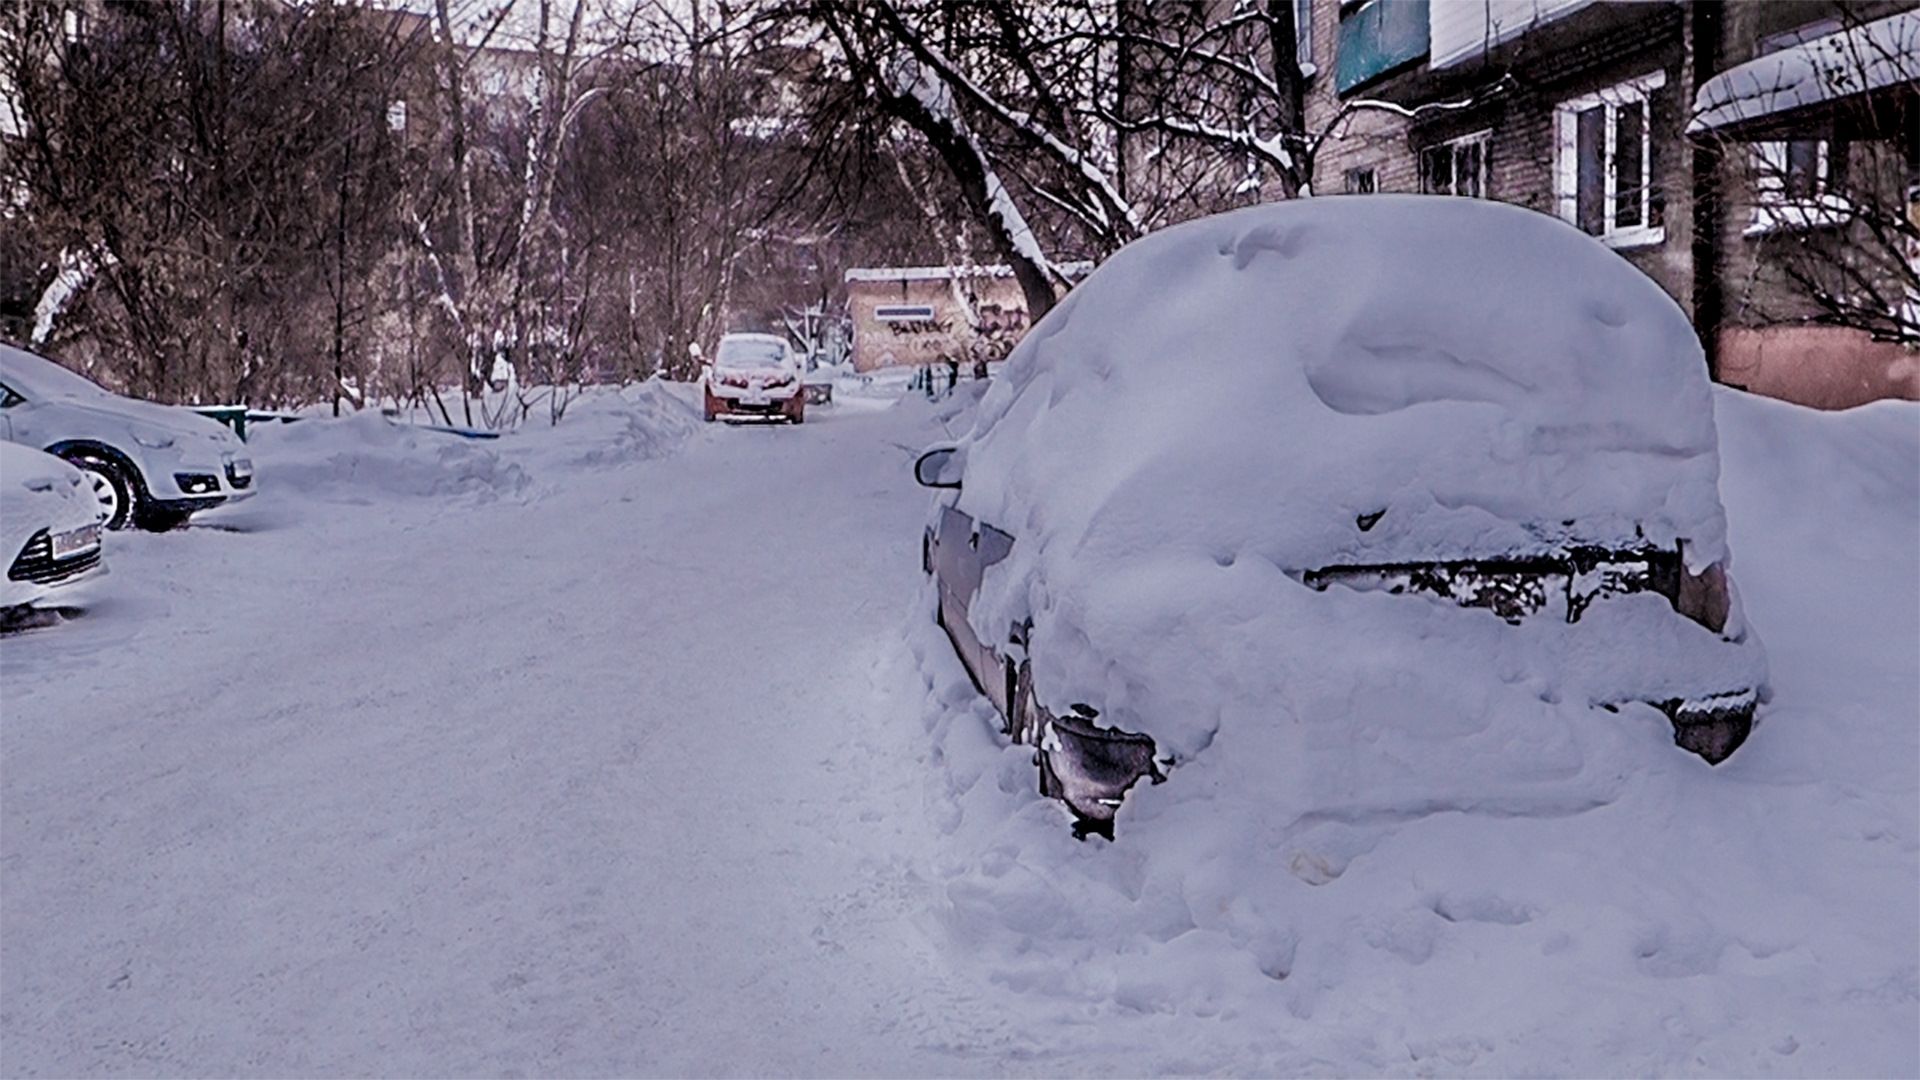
{"left": 1674, "top": 559, "right": 1730, "bottom": 634}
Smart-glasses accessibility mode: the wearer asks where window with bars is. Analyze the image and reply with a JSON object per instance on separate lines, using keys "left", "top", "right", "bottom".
{"left": 1344, "top": 166, "right": 1377, "bottom": 194}
{"left": 1420, "top": 131, "right": 1489, "bottom": 198}
{"left": 1554, "top": 72, "right": 1668, "bottom": 247}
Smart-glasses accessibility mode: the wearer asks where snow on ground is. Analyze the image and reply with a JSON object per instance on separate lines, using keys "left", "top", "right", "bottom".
{"left": 2, "top": 375, "right": 1914, "bottom": 1076}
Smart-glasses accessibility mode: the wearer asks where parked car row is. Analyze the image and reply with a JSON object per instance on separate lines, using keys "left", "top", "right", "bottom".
{"left": 0, "top": 343, "right": 257, "bottom": 626}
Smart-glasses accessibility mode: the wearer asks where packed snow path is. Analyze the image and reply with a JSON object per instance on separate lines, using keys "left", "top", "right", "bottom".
{"left": 1, "top": 392, "right": 1071, "bottom": 1075}
{"left": 2, "top": 383, "right": 1914, "bottom": 1077}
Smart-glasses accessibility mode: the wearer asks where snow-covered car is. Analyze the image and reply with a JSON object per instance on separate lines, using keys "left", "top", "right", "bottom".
{"left": 916, "top": 196, "right": 1770, "bottom": 838}
{"left": 1, "top": 439, "right": 106, "bottom": 616}
{"left": 0, "top": 344, "right": 255, "bottom": 531}
{"left": 702, "top": 333, "right": 805, "bottom": 423}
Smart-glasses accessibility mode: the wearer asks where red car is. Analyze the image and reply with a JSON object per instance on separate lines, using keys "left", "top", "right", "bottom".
{"left": 702, "top": 333, "right": 805, "bottom": 424}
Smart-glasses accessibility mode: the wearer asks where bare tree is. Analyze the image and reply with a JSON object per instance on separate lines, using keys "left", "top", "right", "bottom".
{"left": 0, "top": 1, "right": 409, "bottom": 406}
{"left": 1691, "top": 6, "right": 1920, "bottom": 345}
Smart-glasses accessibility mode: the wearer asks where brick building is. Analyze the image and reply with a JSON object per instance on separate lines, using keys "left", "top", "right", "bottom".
{"left": 1298, "top": 0, "right": 1919, "bottom": 409}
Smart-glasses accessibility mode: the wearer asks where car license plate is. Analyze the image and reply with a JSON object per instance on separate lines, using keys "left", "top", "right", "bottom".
{"left": 51, "top": 524, "right": 100, "bottom": 560}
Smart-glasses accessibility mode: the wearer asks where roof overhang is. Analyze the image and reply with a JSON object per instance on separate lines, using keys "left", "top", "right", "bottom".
{"left": 1690, "top": 11, "right": 1920, "bottom": 137}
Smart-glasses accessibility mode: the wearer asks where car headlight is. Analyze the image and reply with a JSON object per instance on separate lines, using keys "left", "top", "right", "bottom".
{"left": 131, "top": 426, "right": 176, "bottom": 449}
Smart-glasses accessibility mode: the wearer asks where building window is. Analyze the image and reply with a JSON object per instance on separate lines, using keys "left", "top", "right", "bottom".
{"left": 1344, "top": 165, "right": 1378, "bottom": 194}
{"left": 1748, "top": 138, "right": 1851, "bottom": 234}
{"left": 875, "top": 304, "right": 936, "bottom": 323}
{"left": 1334, "top": 0, "right": 1430, "bottom": 94}
{"left": 1420, "top": 131, "right": 1489, "bottom": 197}
{"left": 1554, "top": 71, "right": 1666, "bottom": 247}
{"left": 1294, "top": 0, "right": 1316, "bottom": 76}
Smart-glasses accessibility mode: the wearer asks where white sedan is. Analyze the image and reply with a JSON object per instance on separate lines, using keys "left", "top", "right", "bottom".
{"left": 1, "top": 440, "right": 106, "bottom": 620}
{"left": 0, "top": 344, "right": 255, "bottom": 530}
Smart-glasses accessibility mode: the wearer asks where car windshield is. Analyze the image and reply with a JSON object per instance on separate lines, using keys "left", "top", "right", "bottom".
{"left": 0, "top": 346, "right": 109, "bottom": 401}
{"left": 716, "top": 338, "right": 787, "bottom": 369}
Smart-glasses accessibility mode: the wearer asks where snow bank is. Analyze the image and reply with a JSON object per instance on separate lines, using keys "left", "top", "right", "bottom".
{"left": 244, "top": 382, "right": 698, "bottom": 505}
{"left": 248, "top": 409, "right": 531, "bottom": 503}
{"left": 541, "top": 380, "right": 704, "bottom": 470}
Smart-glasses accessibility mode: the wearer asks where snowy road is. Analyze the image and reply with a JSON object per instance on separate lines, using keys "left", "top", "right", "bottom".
{"left": 3, "top": 383, "right": 1915, "bottom": 1077}
{"left": 0, "top": 392, "right": 1063, "bottom": 1075}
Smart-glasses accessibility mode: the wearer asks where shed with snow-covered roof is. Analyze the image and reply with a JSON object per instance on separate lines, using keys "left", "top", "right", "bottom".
{"left": 843, "top": 265, "right": 1032, "bottom": 374}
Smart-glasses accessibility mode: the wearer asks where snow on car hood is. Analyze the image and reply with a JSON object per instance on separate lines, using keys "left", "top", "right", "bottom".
{"left": 948, "top": 195, "right": 1765, "bottom": 767}
{"left": 2, "top": 438, "right": 87, "bottom": 494}
{"left": 62, "top": 395, "right": 241, "bottom": 454}
{"left": 0, "top": 345, "right": 241, "bottom": 448}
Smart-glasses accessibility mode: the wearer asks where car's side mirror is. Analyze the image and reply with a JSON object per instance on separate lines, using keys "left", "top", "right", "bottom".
{"left": 914, "top": 445, "right": 964, "bottom": 489}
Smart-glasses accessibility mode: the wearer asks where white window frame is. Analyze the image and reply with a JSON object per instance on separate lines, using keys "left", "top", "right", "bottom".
{"left": 1420, "top": 129, "right": 1491, "bottom": 198}
{"left": 1555, "top": 70, "right": 1666, "bottom": 249}
{"left": 1294, "top": 0, "right": 1316, "bottom": 77}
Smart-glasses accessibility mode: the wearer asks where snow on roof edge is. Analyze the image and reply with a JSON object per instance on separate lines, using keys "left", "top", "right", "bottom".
{"left": 844, "top": 261, "right": 1095, "bottom": 284}
{"left": 1689, "top": 10, "right": 1920, "bottom": 134}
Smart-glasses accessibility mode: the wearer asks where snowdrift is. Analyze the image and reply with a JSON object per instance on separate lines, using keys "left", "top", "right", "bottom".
{"left": 240, "top": 381, "right": 699, "bottom": 506}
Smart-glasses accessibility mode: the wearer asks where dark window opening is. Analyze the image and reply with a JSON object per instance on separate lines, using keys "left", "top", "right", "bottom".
{"left": 1420, "top": 135, "right": 1487, "bottom": 198}
{"left": 1614, "top": 104, "right": 1644, "bottom": 229}
{"left": 1575, "top": 105, "right": 1606, "bottom": 235}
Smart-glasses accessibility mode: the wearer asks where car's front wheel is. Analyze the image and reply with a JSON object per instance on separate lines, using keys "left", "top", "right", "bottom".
{"left": 60, "top": 449, "right": 136, "bottom": 531}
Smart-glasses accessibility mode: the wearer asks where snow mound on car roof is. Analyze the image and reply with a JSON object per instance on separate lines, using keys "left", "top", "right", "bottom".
{"left": 958, "top": 197, "right": 1727, "bottom": 576}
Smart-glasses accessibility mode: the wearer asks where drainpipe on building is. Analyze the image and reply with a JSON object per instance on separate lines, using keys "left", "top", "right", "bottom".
{"left": 1690, "top": 0, "right": 1727, "bottom": 382}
